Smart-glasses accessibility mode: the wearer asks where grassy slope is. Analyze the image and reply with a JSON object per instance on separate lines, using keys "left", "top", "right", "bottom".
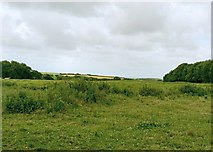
{"left": 2, "top": 79, "right": 212, "bottom": 150}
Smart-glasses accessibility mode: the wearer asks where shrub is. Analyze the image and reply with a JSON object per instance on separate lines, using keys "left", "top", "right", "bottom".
{"left": 46, "top": 97, "right": 65, "bottom": 113}
{"left": 85, "top": 87, "right": 97, "bottom": 103}
{"left": 45, "top": 88, "right": 67, "bottom": 113}
{"left": 84, "top": 84, "right": 107, "bottom": 103}
{"left": 179, "top": 84, "right": 207, "bottom": 96}
{"left": 5, "top": 91, "right": 44, "bottom": 113}
{"left": 121, "top": 88, "right": 134, "bottom": 97}
{"left": 139, "top": 85, "right": 163, "bottom": 97}
{"left": 110, "top": 85, "right": 134, "bottom": 97}
{"left": 67, "top": 79, "right": 107, "bottom": 103}
{"left": 70, "top": 79, "right": 88, "bottom": 93}
{"left": 98, "top": 82, "right": 111, "bottom": 93}
{"left": 3, "top": 81, "right": 17, "bottom": 87}
{"left": 114, "top": 76, "right": 121, "bottom": 80}
{"left": 110, "top": 86, "right": 122, "bottom": 94}
{"left": 42, "top": 74, "right": 54, "bottom": 80}
{"left": 123, "top": 78, "right": 134, "bottom": 80}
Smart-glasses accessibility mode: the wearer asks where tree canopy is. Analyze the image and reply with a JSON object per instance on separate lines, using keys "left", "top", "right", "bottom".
{"left": 0, "top": 60, "right": 42, "bottom": 79}
{"left": 163, "top": 60, "right": 212, "bottom": 83}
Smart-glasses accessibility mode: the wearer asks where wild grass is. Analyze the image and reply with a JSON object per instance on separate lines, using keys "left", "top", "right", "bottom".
{"left": 1, "top": 79, "right": 212, "bottom": 150}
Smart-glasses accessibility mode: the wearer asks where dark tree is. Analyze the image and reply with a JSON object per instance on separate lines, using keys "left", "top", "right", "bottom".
{"left": 1, "top": 60, "right": 42, "bottom": 79}
{"left": 114, "top": 76, "right": 121, "bottom": 80}
{"left": 42, "top": 74, "right": 54, "bottom": 80}
{"left": 163, "top": 60, "right": 213, "bottom": 83}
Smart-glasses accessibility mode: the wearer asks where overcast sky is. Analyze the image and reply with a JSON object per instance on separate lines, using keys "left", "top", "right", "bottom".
{"left": 1, "top": 2, "right": 211, "bottom": 78}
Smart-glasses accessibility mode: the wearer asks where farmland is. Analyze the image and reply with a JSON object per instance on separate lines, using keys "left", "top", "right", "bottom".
{"left": 1, "top": 78, "right": 212, "bottom": 150}
{"left": 59, "top": 73, "right": 116, "bottom": 80}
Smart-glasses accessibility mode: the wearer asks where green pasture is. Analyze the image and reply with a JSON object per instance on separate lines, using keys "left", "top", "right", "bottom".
{"left": 1, "top": 79, "right": 212, "bottom": 150}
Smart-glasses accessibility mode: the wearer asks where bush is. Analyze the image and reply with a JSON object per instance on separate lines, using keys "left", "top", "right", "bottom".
{"left": 110, "top": 86, "right": 122, "bottom": 94}
{"left": 121, "top": 88, "right": 134, "bottom": 97}
{"left": 85, "top": 86, "right": 97, "bottom": 103}
{"left": 84, "top": 84, "right": 107, "bottom": 103}
{"left": 139, "top": 85, "right": 163, "bottom": 97}
{"left": 179, "top": 84, "right": 207, "bottom": 96}
{"left": 46, "top": 97, "right": 65, "bottom": 113}
{"left": 110, "top": 85, "right": 134, "bottom": 97}
{"left": 70, "top": 79, "right": 88, "bottom": 93}
{"left": 67, "top": 79, "right": 107, "bottom": 103}
{"left": 3, "top": 81, "right": 17, "bottom": 87}
{"left": 123, "top": 78, "right": 134, "bottom": 80}
{"left": 42, "top": 74, "right": 54, "bottom": 80}
{"left": 114, "top": 76, "right": 121, "bottom": 80}
{"left": 97, "top": 82, "right": 111, "bottom": 93}
{"left": 5, "top": 91, "right": 44, "bottom": 113}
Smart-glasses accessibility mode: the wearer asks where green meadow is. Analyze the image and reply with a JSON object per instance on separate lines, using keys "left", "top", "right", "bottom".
{"left": 1, "top": 78, "right": 212, "bottom": 150}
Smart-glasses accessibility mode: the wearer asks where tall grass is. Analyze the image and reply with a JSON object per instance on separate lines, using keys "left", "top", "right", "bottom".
{"left": 3, "top": 79, "right": 211, "bottom": 114}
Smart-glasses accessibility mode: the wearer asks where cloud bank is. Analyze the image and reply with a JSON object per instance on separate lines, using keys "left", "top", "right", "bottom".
{"left": 1, "top": 2, "right": 211, "bottom": 78}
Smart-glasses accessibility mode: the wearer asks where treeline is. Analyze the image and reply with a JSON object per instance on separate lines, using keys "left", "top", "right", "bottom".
{"left": 1, "top": 60, "right": 43, "bottom": 79}
{"left": 163, "top": 60, "right": 212, "bottom": 83}
{"left": 0, "top": 60, "right": 124, "bottom": 81}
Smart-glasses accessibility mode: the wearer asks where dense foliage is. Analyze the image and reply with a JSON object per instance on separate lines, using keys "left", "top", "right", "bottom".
{"left": 1, "top": 60, "right": 42, "bottom": 79}
{"left": 163, "top": 60, "right": 213, "bottom": 83}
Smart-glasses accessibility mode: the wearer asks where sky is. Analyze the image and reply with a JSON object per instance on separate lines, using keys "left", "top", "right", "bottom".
{"left": 1, "top": 2, "right": 211, "bottom": 78}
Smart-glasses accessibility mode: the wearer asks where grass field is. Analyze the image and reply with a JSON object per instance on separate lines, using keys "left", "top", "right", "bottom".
{"left": 1, "top": 78, "right": 212, "bottom": 150}
{"left": 60, "top": 73, "right": 115, "bottom": 80}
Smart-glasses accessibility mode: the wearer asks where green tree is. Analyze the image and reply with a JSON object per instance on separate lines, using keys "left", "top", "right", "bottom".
{"left": 1, "top": 60, "right": 11, "bottom": 78}
{"left": 42, "top": 74, "right": 54, "bottom": 80}
{"left": 1, "top": 60, "right": 42, "bottom": 79}
{"left": 163, "top": 60, "right": 212, "bottom": 83}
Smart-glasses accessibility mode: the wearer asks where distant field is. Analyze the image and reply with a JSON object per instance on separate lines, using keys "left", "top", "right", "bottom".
{"left": 85, "top": 75, "right": 114, "bottom": 79}
{"left": 62, "top": 74, "right": 115, "bottom": 80}
{"left": 41, "top": 72, "right": 116, "bottom": 80}
{"left": 41, "top": 72, "right": 60, "bottom": 75}
{"left": 2, "top": 79, "right": 212, "bottom": 150}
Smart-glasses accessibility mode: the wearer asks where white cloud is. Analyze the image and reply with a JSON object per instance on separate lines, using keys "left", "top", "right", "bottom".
{"left": 1, "top": 2, "right": 211, "bottom": 78}
{"left": 108, "top": 3, "right": 170, "bottom": 35}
